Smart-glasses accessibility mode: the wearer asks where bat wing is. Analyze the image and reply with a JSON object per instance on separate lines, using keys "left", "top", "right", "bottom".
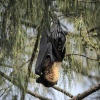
{"left": 35, "top": 21, "right": 66, "bottom": 75}
{"left": 35, "top": 35, "right": 55, "bottom": 75}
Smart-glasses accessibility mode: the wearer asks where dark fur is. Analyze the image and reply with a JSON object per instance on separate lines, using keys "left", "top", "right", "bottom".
{"left": 35, "top": 21, "right": 66, "bottom": 87}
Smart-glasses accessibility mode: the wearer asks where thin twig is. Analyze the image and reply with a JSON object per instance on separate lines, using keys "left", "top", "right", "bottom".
{"left": 66, "top": 54, "right": 100, "bottom": 62}
{"left": 0, "top": 63, "right": 12, "bottom": 68}
{"left": 0, "top": 85, "right": 13, "bottom": 97}
{"left": 87, "top": 26, "right": 100, "bottom": 33}
{"left": 19, "top": 59, "right": 30, "bottom": 68}
{"left": 0, "top": 85, "right": 12, "bottom": 92}
{"left": 0, "top": 71, "right": 51, "bottom": 100}
{"left": 70, "top": 84, "right": 100, "bottom": 100}
{"left": 78, "top": 0, "right": 96, "bottom": 3}
{"left": 53, "top": 86, "right": 74, "bottom": 98}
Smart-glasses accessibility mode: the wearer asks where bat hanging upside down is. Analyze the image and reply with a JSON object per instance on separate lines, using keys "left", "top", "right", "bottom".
{"left": 35, "top": 20, "right": 66, "bottom": 87}
{"left": 36, "top": 56, "right": 61, "bottom": 87}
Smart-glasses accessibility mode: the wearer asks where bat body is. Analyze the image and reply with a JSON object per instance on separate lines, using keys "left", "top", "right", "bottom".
{"left": 35, "top": 21, "right": 66, "bottom": 87}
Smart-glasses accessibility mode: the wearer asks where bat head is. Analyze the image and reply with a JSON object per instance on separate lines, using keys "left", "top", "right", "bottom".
{"left": 36, "top": 61, "right": 61, "bottom": 87}
{"left": 36, "top": 75, "right": 57, "bottom": 87}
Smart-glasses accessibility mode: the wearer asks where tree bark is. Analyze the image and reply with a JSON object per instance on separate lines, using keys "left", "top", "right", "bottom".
{"left": 71, "top": 84, "right": 100, "bottom": 100}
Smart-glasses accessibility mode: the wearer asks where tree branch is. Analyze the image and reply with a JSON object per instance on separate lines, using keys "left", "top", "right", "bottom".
{"left": 87, "top": 26, "right": 100, "bottom": 33}
{"left": 78, "top": 0, "right": 96, "bottom": 3}
{"left": 66, "top": 54, "right": 100, "bottom": 62}
{"left": 0, "top": 71, "right": 51, "bottom": 100}
{"left": 24, "top": 17, "right": 43, "bottom": 100}
{"left": 0, "top": 85, "right": 12, "bottom": 97}
{"left": 0, "top": 63, "right": 12, "bottom": 68}
{"left": 28, "top": 17, "right": 43, "bottom": 77}
{"left": 27, "top": 90, "right": 51, "bottom": 100}
{"left": 53, "top": 86, "right": 74, "bottom": 98}
{"left": 70, "top": 84, "right": 100, "bottom": 100}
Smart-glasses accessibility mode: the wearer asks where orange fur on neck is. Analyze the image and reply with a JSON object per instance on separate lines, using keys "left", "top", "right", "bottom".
{"left": 44, "top": 62, "right": 61, "bottom": 83}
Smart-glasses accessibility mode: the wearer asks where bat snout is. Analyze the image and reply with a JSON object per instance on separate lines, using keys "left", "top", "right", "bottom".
{"left": 36, "top": 75, "right": 57, "bottom": 87}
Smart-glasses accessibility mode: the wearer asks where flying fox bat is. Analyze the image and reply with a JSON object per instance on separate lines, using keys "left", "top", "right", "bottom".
{"left": 35, "top": 21, "right": 66, "bottom": 87}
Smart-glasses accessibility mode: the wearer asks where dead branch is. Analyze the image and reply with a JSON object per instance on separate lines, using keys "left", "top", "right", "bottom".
{"left": 70, "top": 84, "right": 100, "bottom": 100}
{"left": 53, "top": 86, "right": 74, "bottom": 98}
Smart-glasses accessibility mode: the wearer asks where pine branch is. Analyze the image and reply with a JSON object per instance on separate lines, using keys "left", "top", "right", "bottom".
{"left": 70, "top": 84, "right": 100, "bottom": 100}
{"left": 53, "top": 86, "right": 74, "bottom": 98}
{"left": 0, "top": 71, "right": 51, "bottom": 100}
